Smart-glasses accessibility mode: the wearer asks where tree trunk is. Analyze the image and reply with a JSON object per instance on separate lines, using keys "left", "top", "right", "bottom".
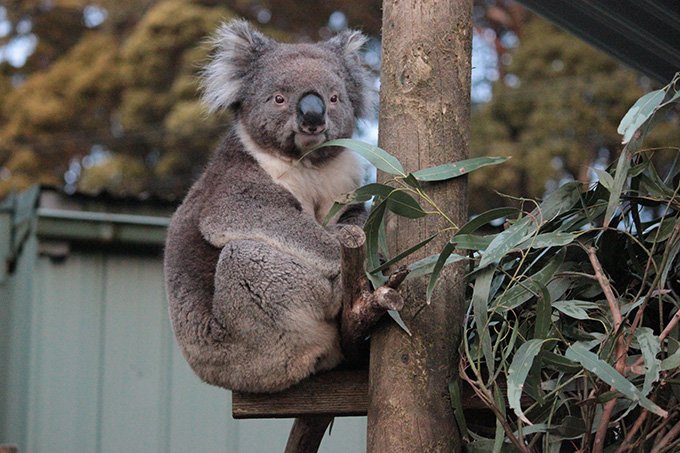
{"left": 367, "top": 0, "right": 472, "bottom": 452}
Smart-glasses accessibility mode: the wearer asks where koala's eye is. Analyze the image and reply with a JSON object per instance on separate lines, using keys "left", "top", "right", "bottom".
{"left": 329, "top": 94, "right": 339, "bottom": 103}
{"left": 274, "top": 95, "right": 286, "bottom": 105}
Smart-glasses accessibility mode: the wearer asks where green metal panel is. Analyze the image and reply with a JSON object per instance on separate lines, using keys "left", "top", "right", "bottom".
{"left": 0, "top": 236, "right": 37, "bottom": 449}
{"left": 99, "top": 254, "right": 169, "bottom": 452}
{"left": 27, "top": 253, "right": 105, "bottom": 452}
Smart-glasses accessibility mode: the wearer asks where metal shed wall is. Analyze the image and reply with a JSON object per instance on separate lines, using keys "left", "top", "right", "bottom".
{"left": 0, "top": 188, "right": 366, "bottom": 453}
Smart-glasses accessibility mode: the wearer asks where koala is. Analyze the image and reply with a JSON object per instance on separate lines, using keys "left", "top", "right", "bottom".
{"left": 164, "top": 20, "right": 375, "bottom": 393}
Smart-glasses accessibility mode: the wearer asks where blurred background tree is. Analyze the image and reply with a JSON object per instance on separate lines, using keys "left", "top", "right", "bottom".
{"left": 0, "top": 0, "right": 677, "bottom": 210}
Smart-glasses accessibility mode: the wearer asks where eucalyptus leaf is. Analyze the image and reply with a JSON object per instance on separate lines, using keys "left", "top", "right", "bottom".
{"left": 517, "top": 232, "right": 576, "bottom": 250}
{"left": 508, "top": 339, "right": 544, "bottom": 424}
{"left": 553, "top": 300, "right": 599, "bottom": 320}
{"left": 635, "top": 327, "right": 661, "bottom": 397}
{"left": 472, "top": 267, "right": 495, "bottom": 375}
{"left": 617, "top": 89, "right": 665, "bottom": 144}
{"left": 604, "top": 147, "right": 632, "bottom": 228}
{"left": 387, "top": 309, "right": 412, "bottom": 336}
{"left": 412, "top": 156, "right": 509, "bottom": 182}
{"left": 534, "top": 284, "right": 552, "bottom": 339}
{"left": 453, "top": 234, "right": 494, "bottom": 251}
{"left": 426, "top": 241, "right": 457, "bottom": 303}
{"left": 661, "top": 348, "right": 680, "bottom": 371}
{"left": 479, "top": 183, "right": 580, "bottom": 268}
{"left": 493, "top": 384, "right": 506, "bottom": 453}
{"left": 369, "top": 233, "right": 437, "bottom": 273}
{"left": 564, "top": 342, "right": 667, "bottom": 417}
{"left": 479, "top": 220, "right": 533, "bottom": 268}
{"left": 386, "top": 190, "right": 427, "bottom": 218}
{"left": 322, "top": 201, "right": 346, "bottom": 225}
{"left": 493, "top": 249, "right": 566, "bottom": 311}
{"left": 593, "top": 167, "right": 615, "bottom": 192}
{"left": 317, "top": 139, "right": 406, "bottom": 175}
{"left": 406, "top": 252, "right": 467, "bottom": 281}
{"left": 458, "top": 207, "right": 519, "bottom": 235}
{"left": 364, "top": 199, "right": 388, "bottom": 287}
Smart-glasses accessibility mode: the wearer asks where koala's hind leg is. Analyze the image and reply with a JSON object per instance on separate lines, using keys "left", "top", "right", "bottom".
{"left": 212, "top": 239, "right": 343, "bottom": 393}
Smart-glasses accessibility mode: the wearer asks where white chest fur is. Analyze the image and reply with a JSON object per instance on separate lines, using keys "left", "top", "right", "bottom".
{"left": 238, "top": 125, "right": 364, "bottom": 223}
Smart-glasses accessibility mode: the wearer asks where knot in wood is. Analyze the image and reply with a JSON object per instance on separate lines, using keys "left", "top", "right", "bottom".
{"left": 335, "top": 224, "right": 366, "bottom": 249}
{"left": 398, "top": 44, "right": 432, "bottom": 93}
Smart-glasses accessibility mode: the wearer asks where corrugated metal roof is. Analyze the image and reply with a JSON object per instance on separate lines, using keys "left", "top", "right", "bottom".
{"left": 518, "top": 0, "right": 680, "bottom": 83}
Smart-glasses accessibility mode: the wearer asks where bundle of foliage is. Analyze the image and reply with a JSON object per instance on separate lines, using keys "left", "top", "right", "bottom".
{"left": 326, "top": 74, "right": 680, "bottom": 452}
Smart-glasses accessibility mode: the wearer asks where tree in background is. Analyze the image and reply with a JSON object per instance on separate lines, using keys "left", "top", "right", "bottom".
{"left": 1, "top": 0, "right": 675, "bottom": 209}
{"left": 469, "top": 16, "right": 680, "bottom": 211}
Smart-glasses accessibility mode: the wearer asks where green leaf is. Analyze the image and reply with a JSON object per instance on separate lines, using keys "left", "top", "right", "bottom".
{"left": 387, "top": 309, "right": 411, "bottom": 336}
{"left": 493, "top": 249, "right": 566, "bottom": 311}
{"left": 426, "top": 241, "right": 457, "bottom": 303}
{"left": 517, "top": 232, "right": 576, "bottom": 250}
{"left": 369, "top": 233, "right": 437, "bottom": 273}
{"left": 472, "top": 267, "right": 495, "bottom": 375}
{"left": 364, "top": 199, "right": 388, "bottom": 288}
{"left": 322, "top": 201, "right": 346, "bottom": 225}
{"left": 542, "top": 351, "right": 581, "bottom": 373}
{"left": 635, "top": 327, "right": 661, "bottom": 397}
{"left": 352, "top": 183, "right": 396, "bottom": 201}
{"left": 402, "top": 173, "right": 422, "bottom": 189}
{"left": 318, "top": 139, "right": 406, "bottom": 175}
{"left": 617, "top": 89, "right": 666, "bottom": 144}
{"left": 458, "top": 207, "right": 518, "bottom": 235}
{"left": 492, "top": 384, "right": 506, "bottom": 453}
{"left": 479, "top": 182, "right": 580, "bottom": 268}
{"left": 565, "top": 342, "right": 668, "bottom": 417}
{"left": 508, "top": 339, "right": 544, "bottom": 424}
{"left": 479, "top": 221, "right": 532, "bottom": 269}
{"left": 412, "top": 156, "right": 509, "bottom": 182}
{"left": 452, "top": 234, "right": 494, "bottom": 251}
{"left": 604, "top": 147, "right": 632, "bottom": 228}
{"left": 534, "top": 284, "right": 552, "bottom": 339}
{"left": 449, "top": 380, "right": 469, "bottom": 441}
{"left": 553, "top": 300, "right": 599, "bottom": 320}
{"left": 661, "top": 348, "right": 680, "bottom": 371}
{"left": 386, "top": 190, "right": 427, "bottom": 219}
{"left": 405, "top": 252, "right": 467, "bottom": 281}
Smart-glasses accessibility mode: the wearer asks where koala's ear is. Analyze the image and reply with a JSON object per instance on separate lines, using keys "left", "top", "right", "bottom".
{"left": 201, "top": 20, "right": 273, "bottom": 113}
{"left": 326, "top": 30, "right": 376, "bottom": 120}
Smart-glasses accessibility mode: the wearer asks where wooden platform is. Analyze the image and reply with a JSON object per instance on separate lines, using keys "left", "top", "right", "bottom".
{"left": 232, "top": 369, "right": 369, "bottom": 419}
{"left": 232, "top": 368, "right": 490, "bottom": 419}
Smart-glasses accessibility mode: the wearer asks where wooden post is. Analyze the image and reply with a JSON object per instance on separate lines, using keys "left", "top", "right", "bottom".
{"left": 368, "top": 0, "right": 472, "bottom": 451}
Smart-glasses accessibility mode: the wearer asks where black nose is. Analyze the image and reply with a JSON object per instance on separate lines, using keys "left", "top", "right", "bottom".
{"left": 297, "top": 93, "right": 326, "bottom": 134}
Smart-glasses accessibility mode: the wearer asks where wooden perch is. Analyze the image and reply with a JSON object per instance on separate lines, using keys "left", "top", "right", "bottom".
{"left": 337, "top": 225, "right": 407, "bottom": 364}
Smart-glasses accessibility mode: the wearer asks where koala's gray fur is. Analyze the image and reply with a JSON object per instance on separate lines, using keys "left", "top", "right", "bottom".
{"left": 164, "top": 20, "right": 374, "bottom": 393}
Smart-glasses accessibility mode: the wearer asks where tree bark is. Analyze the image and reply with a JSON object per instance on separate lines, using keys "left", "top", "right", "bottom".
{"left": 367, "top": 0, "right": 472, "bottom": 452}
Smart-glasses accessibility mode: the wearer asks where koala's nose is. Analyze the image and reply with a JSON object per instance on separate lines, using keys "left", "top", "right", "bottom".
{"left": 297, "top": 93, "right": 326, "bottom": 134}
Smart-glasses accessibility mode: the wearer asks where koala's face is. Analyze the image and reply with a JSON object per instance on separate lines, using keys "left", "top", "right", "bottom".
{"left": 202, "top": 21, "right": 374, "bottom": 161}
{"left": 239, "top": 46, "right": 358, "bottom": 159}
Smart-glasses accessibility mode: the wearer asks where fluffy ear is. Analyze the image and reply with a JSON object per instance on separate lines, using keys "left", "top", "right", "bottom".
{"left": 201, "top": 20, "right": 272, "bottom": 113}
{"left": 326, "top": 30, "right": 376, "bottom": 119}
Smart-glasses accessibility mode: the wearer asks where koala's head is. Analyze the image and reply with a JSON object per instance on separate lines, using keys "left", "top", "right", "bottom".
{"left": 201, "top": 20, "right": 375, "bottom": 160}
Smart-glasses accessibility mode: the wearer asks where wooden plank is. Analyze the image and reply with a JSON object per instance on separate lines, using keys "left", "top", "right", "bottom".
{"left": 233, "top": 367, "right": 511, "bottom": 419}
{"left": 232, "top": 369, "right": 368, "bottom": 419}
